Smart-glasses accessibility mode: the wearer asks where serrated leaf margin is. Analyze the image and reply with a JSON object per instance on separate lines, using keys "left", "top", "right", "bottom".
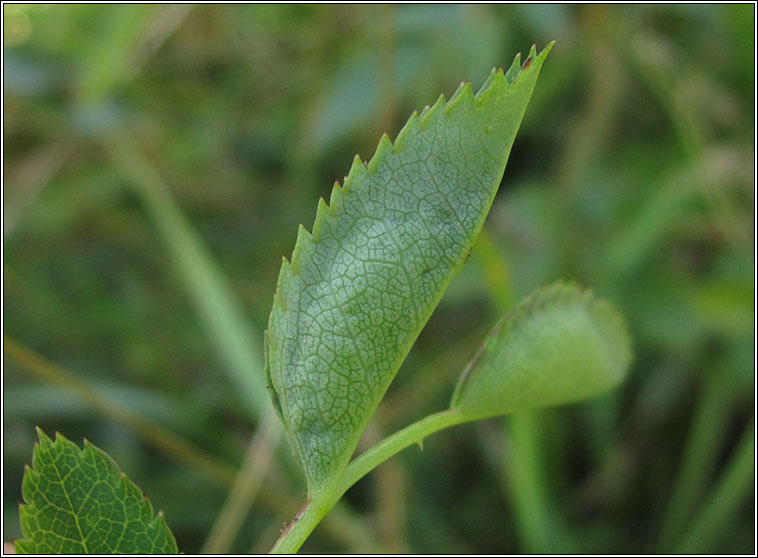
{"left": 15, "top": 428, "right": 177, "bottom": 555}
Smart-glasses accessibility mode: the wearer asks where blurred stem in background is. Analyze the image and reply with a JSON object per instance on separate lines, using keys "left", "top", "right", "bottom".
{"left": 103, "top": 131, "right": 268, "bottom": 418}
{"left": 657, "top": 368, "right": 741, "bottom": 550}
{"left": 553, "top": 5, "right": 621, "bottom": 203}
{"left": 475, "top": 229, "right": 573, "bottom": 553}
{"left": 616, "top": 8, "right": 751, "bottom": 256}
{"left": 65, "top": 5, "right": 386, "bottom": 550}
{"left": 3, "top": 337, "right": 237, "bottom": 487}
{"left": 104, "top": 130, "right": 285, "bottom": 553}
{"left": 99, "top": 75, "right": 385, "bottom": 558}
{"left": 75, "top": 5, "right": 193, "bottom": 104}
{"left": 72, "top": 3, "right": 272, "bottom": 413}
{"left": 3, "top": 337, "right": 380, "bottom": 552}
{"left": 614, "top": 10, "right": 753, "bottom": 552}
{"left": 472, "top": 6, "right": 625, "bottom": 552}
{"left": 201, "top": 409, "right": 281, "bottom": 553}
{"left": 672, "top": 421, "right": 755, "bottom": 554}
{"left": 62, "top": 5, "right": 286, "bottom": 550}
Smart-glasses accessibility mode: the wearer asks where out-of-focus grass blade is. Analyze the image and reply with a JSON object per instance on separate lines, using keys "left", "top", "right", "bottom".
{"left": 76, "top": 5, "right": 192, "bottom": 103}
{"left": 4, "top": 337, "right": 237, "bottom": 487}
{"left": 104, "top": 131, "right": 268, "bottom": 418}
{"left": 656, "top": 370, "right": 736, "bottom": 549}
{"left": 671, "top": 421, "right": 754, "bottom": 554}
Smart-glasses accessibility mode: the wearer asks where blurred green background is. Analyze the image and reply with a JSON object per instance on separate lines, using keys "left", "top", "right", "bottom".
{"left": 3, "top": 4, "right": 754, "bottom": 554}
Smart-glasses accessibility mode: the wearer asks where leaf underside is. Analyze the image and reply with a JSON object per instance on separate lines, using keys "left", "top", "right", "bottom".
{"left": 266, "top": 43, "right": 554, "bottom": 494}
{"left": 15, "top": 428, "right": 177, "bottom": 555}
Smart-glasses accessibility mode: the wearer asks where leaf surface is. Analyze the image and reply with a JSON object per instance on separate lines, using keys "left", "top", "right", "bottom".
{"left": 266, "top": 44, "right": 553, "bottom": 494}
{"left": 15, "top": 428, "right": 177, "bottom": 555}
{"left": 450, "top": 280, "right": 632, "bottom": 418}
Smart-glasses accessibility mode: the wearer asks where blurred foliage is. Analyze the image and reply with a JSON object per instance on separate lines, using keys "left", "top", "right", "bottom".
{"left": 3, "top": 4, "right": 754, "bottom": 554}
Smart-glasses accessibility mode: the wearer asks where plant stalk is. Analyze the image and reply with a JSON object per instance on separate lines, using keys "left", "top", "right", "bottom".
{"left": 269, "top": 408, "right": 469, "bottom": 553}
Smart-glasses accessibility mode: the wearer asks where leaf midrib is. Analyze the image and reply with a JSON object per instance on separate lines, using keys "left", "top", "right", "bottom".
{"left": 48, "top": 447, "right": 90, "bottom": 553}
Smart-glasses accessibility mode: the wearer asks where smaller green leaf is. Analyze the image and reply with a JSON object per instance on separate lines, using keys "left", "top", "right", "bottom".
{"left": 451, "top": 281, "right": 632, "bottom": 418}
{"left": 15, "top": 428, "right": 177, "bottom": 555}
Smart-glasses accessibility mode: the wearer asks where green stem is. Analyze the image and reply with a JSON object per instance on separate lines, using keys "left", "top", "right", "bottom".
{"left": 504, "top": 413, "right": 558, "bottom": 553}
{"left": 268, "top": 498, "right": 330, "bottom": 554}
{"left": 337, "top": 408, "right": 468, "bottom": 497}
{"left": 270, "top": 408, "right": 470, "bottom": 553}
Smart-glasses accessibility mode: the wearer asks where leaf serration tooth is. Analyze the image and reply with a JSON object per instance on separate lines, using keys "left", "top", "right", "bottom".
{"left": 504, "top": 53, "right": 522, "bottom": 85}
{"left": 275, "top": 257, "right": 293, "bottom": 310}
{"left": 447, "top": 80, "right": 467, "bottom": 105}
{"left": 418, "top": 94, "right": 446, "bottom": 131}
{"left": 367, "top": 133, "right": 394, "bottom": 174}
{"left": 476, "top": 68, "right": 507, "bottom": 106}
{"left": 312, "top": 197, "right": 330, "bottom": 242}
{"left": 290, "top": 224, "right": 313, "bottom": 274}
{"left": 446, "top": 81, "right": 474, "bottom": 116}
{"left": 393, "top": 110, "right": 419, "bottom": 150}
{"left": 477, "top": 67, "right": 500, "bottom": 96}
{"left": 343, "top": 154, "right": 366, "bottom": 194}
{"left": 329, "top": 180, "right": 344, "bottom": 213}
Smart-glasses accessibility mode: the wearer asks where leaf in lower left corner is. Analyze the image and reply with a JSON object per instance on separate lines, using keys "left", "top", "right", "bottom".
{"left": 15, "top": 428, "right": 177, "bottom": 554}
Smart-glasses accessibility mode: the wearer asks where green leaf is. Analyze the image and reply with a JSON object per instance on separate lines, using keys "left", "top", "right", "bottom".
{"left": 15, "top": 428, "right": 177, "bottom": 555}
{"left": 451, "top": 281, "right": 632, "bottom": 418}
{"left": 266, "top": 43, "right": 554, "bottom": 495}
